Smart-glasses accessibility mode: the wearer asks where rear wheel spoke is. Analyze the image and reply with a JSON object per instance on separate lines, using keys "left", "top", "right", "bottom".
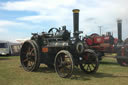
{"left": 87, "top": 64, "right": 91, "bottom": 71}
{"left": 23, "top": 58, "right": 28, "bottom": 62}
{"left": 91, "top": 63, "right": 95, "bottom": 68}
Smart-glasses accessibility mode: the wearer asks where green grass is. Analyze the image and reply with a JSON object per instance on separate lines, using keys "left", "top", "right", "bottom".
{"left": 0, "top": 56, "right": 128, "bottom": 85}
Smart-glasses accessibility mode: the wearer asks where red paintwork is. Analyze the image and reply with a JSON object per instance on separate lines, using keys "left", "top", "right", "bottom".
{"left": 86, "top": 38, "right": 93, "bottom": 45}
{"left": 93, "top": 36, "right": 104, "bottom": 44}
{"left": 114, "top": 38, "right": 118, "bottom": 44}
{"left": 85, "top": 33, "right": 118, "bottom": 53}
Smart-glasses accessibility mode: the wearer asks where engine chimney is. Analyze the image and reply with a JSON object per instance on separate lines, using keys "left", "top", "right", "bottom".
{"left": 72, "top": 9, "right": 80, "bottom": 38}
{"left": 117, "top": 20, "right": 122, "bottom": 43}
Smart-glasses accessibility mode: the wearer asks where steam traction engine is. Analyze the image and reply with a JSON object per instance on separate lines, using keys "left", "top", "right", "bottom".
{"left": 20, "top": 9, "right": 99, "bottom": 78}
{"left": 84, "top": 20, "right": 128, "bottom": 66}
{"left": 116, "top": 20, "right": 128, "bottom": 66}
{"left": 84, "top": 32, "right": 117, "bottom": 60}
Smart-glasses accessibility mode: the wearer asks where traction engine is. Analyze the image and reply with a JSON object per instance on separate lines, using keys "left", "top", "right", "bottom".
{"left": 20, "top": 9, "right": 99, "bottom": 78}
{"left": 84, "top": 20, "right": 128, "bottom": 66}
{"left": 84, "top": 32, "right": 117, "bottom": 60}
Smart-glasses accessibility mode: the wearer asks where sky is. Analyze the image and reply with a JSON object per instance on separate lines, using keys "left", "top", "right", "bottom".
{"left": 0, "top": 0, "right": 128, "bottom": 42}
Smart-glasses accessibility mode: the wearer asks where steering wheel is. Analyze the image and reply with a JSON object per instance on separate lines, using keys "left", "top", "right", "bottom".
{"left": 48, "top": 28, "right": 59, "bottom": 34}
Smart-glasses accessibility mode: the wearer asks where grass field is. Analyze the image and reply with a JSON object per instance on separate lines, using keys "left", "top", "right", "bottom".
{"left": 0, "top": 56, "right": 128, "bottom": 85}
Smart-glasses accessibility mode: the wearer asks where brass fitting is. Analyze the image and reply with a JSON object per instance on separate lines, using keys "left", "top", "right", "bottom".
{"left": 72, "top": 9, "right": 80, "bottom": 13}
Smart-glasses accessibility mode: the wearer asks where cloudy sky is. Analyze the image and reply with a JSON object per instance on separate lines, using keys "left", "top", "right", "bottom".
{"left": 0, "top": 0, "right": 128, "bottom": 42}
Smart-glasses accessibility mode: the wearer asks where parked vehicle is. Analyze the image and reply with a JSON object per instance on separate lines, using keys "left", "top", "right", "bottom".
{"left": 0, "top": 40, "right": 21, "bottom": 56}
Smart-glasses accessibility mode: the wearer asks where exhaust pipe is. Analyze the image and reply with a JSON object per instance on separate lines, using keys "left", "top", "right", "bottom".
{"left": 117, "top": 20, "right": 122, "bottom": 43}
{"left": 72, "top": 9, "right": 80, "bottom": 38}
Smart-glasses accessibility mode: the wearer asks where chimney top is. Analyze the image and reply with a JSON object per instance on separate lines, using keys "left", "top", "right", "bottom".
{"left": 117, "top": 19, "right": 122, "bottom": 23}
{"left": 72, "top": 9, "right": 80, "bottom": 13}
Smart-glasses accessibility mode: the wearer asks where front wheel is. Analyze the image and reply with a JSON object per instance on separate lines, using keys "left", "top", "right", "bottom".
{"left": 80, "top": 52, "right": 99, "bottom": 74}
{"left": 54, "top": 50, "right": 74, "bottom": 78}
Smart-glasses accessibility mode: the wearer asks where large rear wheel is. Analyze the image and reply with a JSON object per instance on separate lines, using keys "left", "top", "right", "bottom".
{"left": 80, "top": 52, "right": 99, "bottom": 74}
{"left": 20, "top": 40, "right": 40, "bottom": 71}
{"left": 54, "top": 50, "right": 74, "bottom": 78}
